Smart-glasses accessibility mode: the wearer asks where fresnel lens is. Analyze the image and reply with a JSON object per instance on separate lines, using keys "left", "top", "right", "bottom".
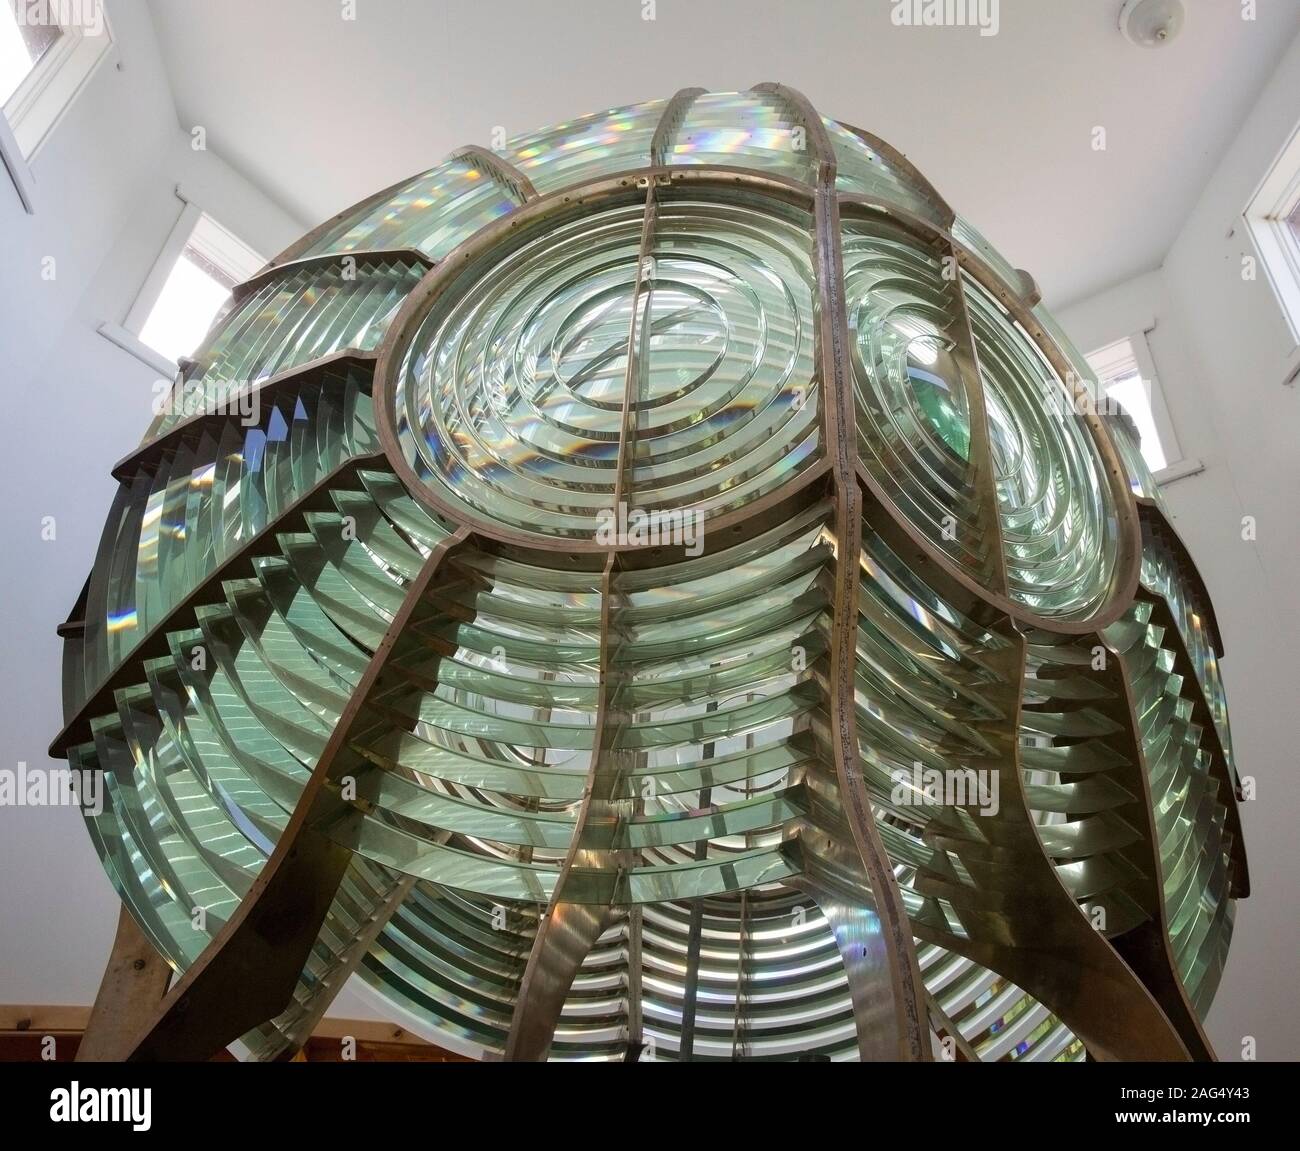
{"left": 54, "top": 87, "right": 1246, "bottom": 1062}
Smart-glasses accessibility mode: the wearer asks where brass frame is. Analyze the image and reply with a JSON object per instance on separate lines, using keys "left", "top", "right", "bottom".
{"left": 60, "top": 83, "right": 1243, "bottom": 1063}
{"left": 369, "top": 175, "right": 1142, "bottom": 640}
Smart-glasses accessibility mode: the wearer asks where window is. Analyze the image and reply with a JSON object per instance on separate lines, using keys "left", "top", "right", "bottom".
{"left": 1085, "top": 333, "right": 1192, "bottom": 483}
{"left": 99, "top": 194, "right": 266, "bottom": 376}
{"left": 0, "top": 3, "right": 61, "bottom": 104}
{"left": 136, "top": 212, "right": 264, "bottom": 364}
{"left": 2, "top": 0, "right": 112, "bottom": 155}
{"left": 0, "top": 1, "right": 113, "bottom": 211}
{"left": 1244, "top": 120, "right": 1300, "bottom": 346}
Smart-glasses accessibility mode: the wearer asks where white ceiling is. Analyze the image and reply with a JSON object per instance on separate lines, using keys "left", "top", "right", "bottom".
{"left": 144, "top": 0, "right": 1300, "bottom": 308}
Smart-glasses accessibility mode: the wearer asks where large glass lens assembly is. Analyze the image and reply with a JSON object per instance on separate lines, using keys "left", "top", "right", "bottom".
{"left": 54, "top": 87, "right": 1247, "bottom": 1063}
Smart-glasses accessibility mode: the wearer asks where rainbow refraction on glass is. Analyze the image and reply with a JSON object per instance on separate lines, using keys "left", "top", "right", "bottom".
{"left": 54, "top": 86, "right": 1247, "bottom": 1063}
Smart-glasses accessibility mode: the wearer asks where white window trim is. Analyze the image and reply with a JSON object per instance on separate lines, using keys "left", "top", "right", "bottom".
{"left": 0, "top": 2, "right": 115, "bottom": 210}
{"left": 1151, "top": 457, "right": 1205, "bottom": 487}
{"left": 0, "top": 105, "right": 34, "bottom": 211}
{"left": 123, "top": 193, "right": 204, "bottom": 337}
{"left": 1243, "top": 118, "right": 1300, "bottom": 357}
{"left": 96, "top": 319, "right": 178, "bottom": 379}
{"left": 96, "top": 189, "right": 200, "bottom": 376}
{"left": 101, "top": 185, "right": 265, "bottom": 376}
{"left": 1087, "top": 325, "right": 1201, "bottom": 487}
{"left": 1124, "top": 326, "right": 1184, "bottom": 473}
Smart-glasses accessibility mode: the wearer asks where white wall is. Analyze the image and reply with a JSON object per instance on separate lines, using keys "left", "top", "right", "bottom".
{"left": 1055, "top": 29, "right": 1300, "bottom": 1063}
{"left": 2, "top": 0, "right": 1297, "bottom": 1056}
{"left": 0, "top": 0, "right": 313, "bottom": 1010}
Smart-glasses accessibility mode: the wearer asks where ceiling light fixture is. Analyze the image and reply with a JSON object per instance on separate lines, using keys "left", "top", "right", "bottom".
{"left": 1119, "top": 0, "right": 1185, "bottom": 48}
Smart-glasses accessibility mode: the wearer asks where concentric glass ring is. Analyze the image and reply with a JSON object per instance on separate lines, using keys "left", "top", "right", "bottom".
{"left": 388, "top": 186, "right": 822, "bottom": 541}
{"left": 841, "top": 212, "right": 1126, "bottom": 622}
{"left": 964, "top": 274, "right": 1121, "bottom": 620}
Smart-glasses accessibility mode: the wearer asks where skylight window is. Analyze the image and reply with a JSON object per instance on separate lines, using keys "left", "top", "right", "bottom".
{"left": 1, "top": 0, "right": 111, "bottom": 158}
{"left": 135, "top": 211, "right": 265, "bottom": 365}
{"left": 1244, "top": 122, "right": 1300, "bottom": 345}
{"left": 0, "top": 2, "right": 60, "bottom": 105}
{"left": 1085, "top": 334, "right": 1182, "bottom": 477}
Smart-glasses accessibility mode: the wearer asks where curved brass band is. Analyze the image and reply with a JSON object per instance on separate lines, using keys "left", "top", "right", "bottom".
{"left": 837, "top": 119, "right": 956, "bottom": 228}
{"left": 448, "top": 145, "right": 539, "bottom": 203}
{"left": 370, "top": 164, "right": 1141, "bottom": 637}
{"left": 946, "top": 225, "right": 1010, "bottom": 599}
{"left": 116, "top": 527, "right": 474, "bottom": 1060}
{"left": 1136, "top": 587, "right": 1249, "bottom": 897}
{"left": 838, "top": 192, "right": 1143, "bottom": 635}
{"left": 503, "top": 196, "right": 659, "bottom": 1060}
{"left": 911, "top": 626, "right": 1192, "bottom": 1061}
{"left": 503, "top": 555, "right": 622, "bottom": 1060}
{"left": 650, "top": 86, "right": 706, "bottom": 167}
{"left": 792, "top": 875, "right": 914, "bottom": 1061}
{"left": 370, "top": 166, "right": 818, "bottom": 554}
{"left": 1137, "top": 497, "right": 1226, "bottom": 657}
{"left": 774, "top": 76, "right": 930, "bottom": 1062}
{"left": 231, "top": 247, "right": 433, "bottom": 306}
{"left": 76, "top": 907, "right": 171, "bottom": 1062}
{"left": 1097, "top": 630, "right": 1216, "bottom": 1060}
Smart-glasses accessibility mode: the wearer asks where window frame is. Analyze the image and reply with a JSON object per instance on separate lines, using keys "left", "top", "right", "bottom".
{"left": 1243, "top": 118, "right": 1300, "bottom": 351}
{"left": 99, "top": 186, "right": 265, "bottom": 377}
{"left": 1085, "top": 328, "right": 1201, "bottom": 487}
{"left": 0, "top": 0, "right": 114, "bottom": 211}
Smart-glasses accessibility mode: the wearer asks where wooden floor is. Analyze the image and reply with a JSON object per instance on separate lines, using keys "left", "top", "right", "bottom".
{"left": 0, "top": 1006, "right": 469, "bottom": 1062}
